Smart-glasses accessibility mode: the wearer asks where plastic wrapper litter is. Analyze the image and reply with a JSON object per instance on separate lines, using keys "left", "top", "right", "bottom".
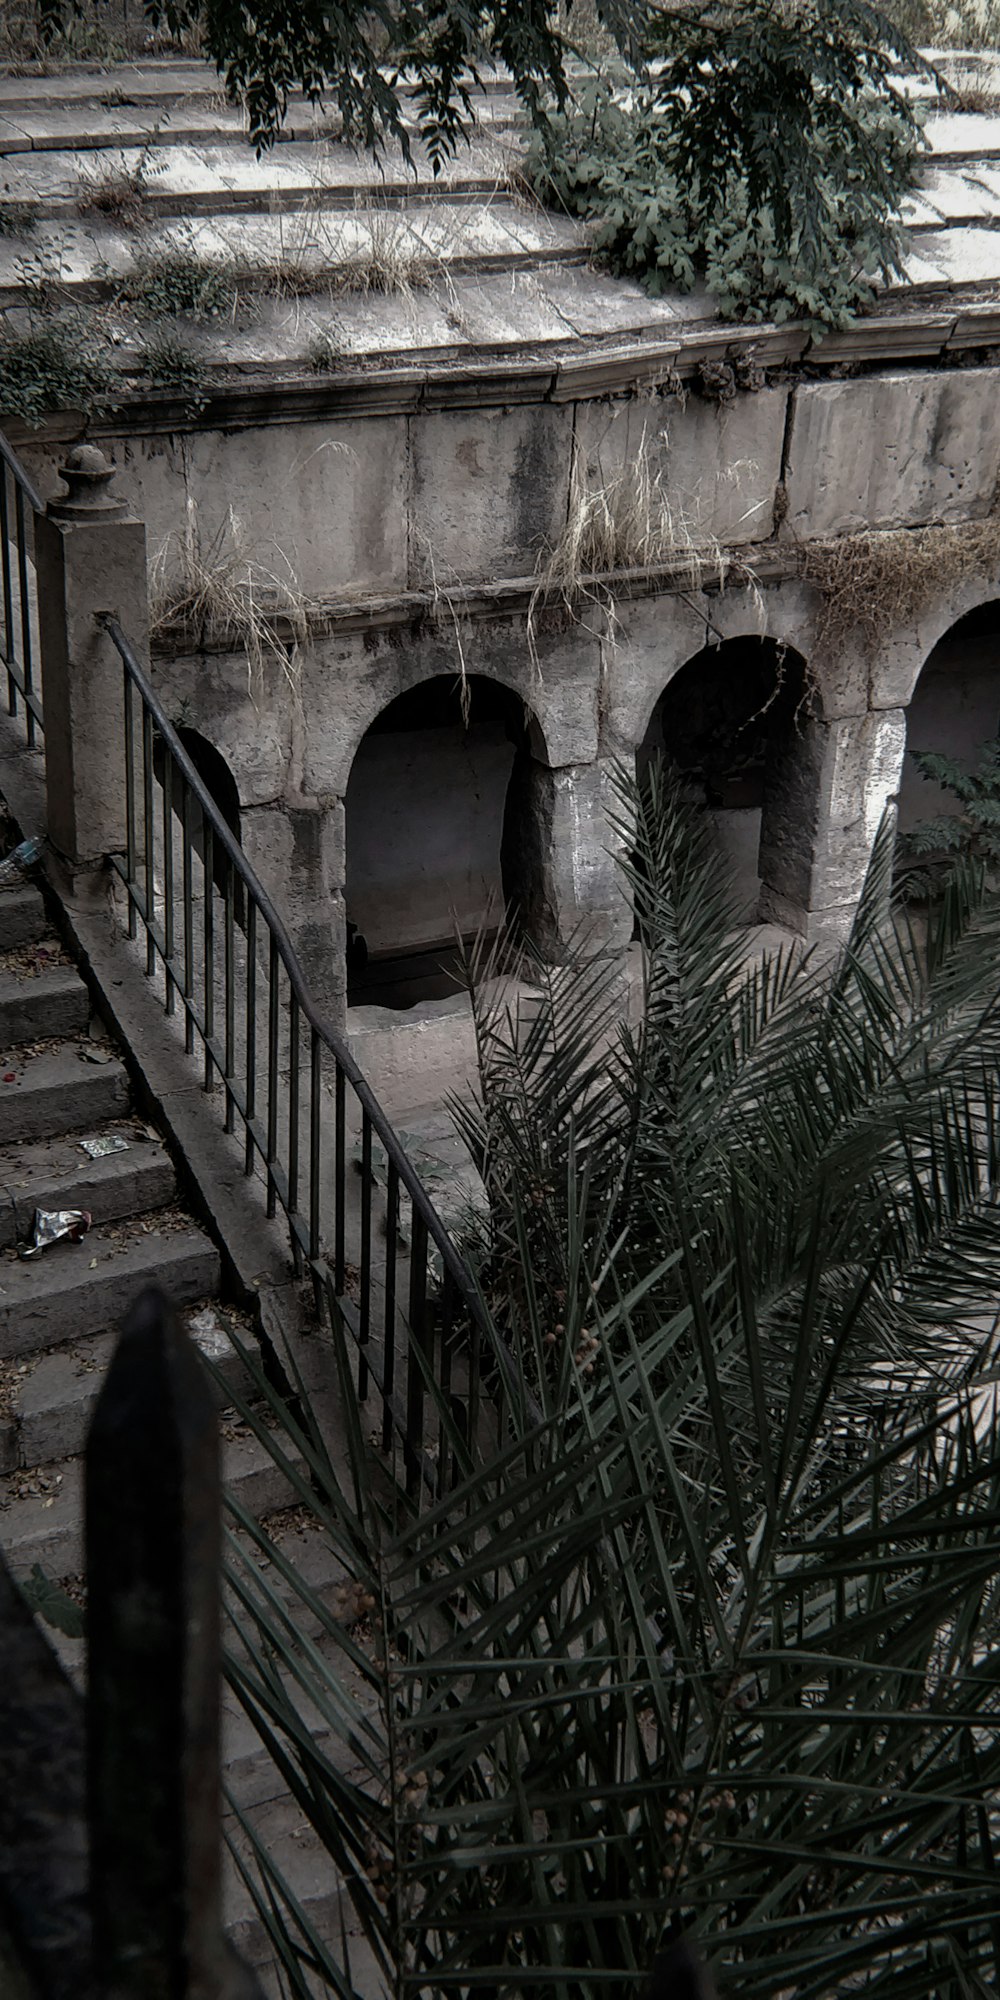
{"left": 18, "top": 1208, "right": 92, "bottom": 1260}
{"left": 79, "top": 1134, "right": 130, "bottom": 1159}
{"left": 187, "top": 1305, "right": 231, "bottom": 1360}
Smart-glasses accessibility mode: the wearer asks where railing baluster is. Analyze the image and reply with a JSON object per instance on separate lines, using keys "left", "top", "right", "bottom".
{"left": 224, "top": 861, "right": 235, "bottom": 1135}
{"left": 334, "top": 1066, "right": 346, "bottom": 1294}
{"left": 14, "top": 486, "right": 33, "bottom": 748}
{"left": 266, "top": 934, "right": 279, "bottom": 1219}
{"left": 439, "top": 1268, "right": 456, "bottom": 1492}
{"left": 87, "top": 614, "right": 508, "bottom": 1490}
{"left": 0, "top": 438, "right": 44, "bottom": 742}
{"left": 0, "top": 466, "right": 14, "bottom": 709}
{"left": 288, "top": 992, "right": 301, "bottom": 1271}
{"left": 123, "top": 665, "right": 137, "bottom": 943}
{"left": 406, "top": 1215, "right": 429, "bottom": 1498}
{"left": 203, "top": 822, "right": 215, "bottom": 1091}
{"left": 359, "top": 1113, "right": 372, "bottom": 1399}
{"left": 142, "top": 705, "right": 155, "bottom": 977}
{"left": 245, "top": 901, "right": 257, "bottom": 1177}
{"left": 182, "top": 781, "right": 194, "bottom": 1053}
{"left": 309, "top": 1027, "right": 321, "bottom": 1264}
{"left": 161, "top": 748, "right": 174, "bottom": 1015}
{"left": 383, "top": 1161, "right": 399, "bottom": 1452}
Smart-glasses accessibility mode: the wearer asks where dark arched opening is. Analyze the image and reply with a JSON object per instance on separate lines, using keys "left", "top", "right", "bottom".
{"left": 639, "top": 635, "right": 811, "bottom": 921}
{"left": 176, "top": 727, "right": 242, "bottom": 843}
{"left": 156, "top": 725, "right": 244, "bottom": 920}
{"left": 898, "top": 600, "right": 1000, "bottom": 843}
{"left": 345, "top": 675, "right": 531, "bottom": 1008}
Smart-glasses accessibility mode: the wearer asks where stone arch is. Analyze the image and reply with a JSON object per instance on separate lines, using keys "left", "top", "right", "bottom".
{"left": 605, "top": 579, "right": 822, "bottom": 757}
{"left": 324, "top": 639, "right": 585, "bottom": 803}
{"left": 639, "top": 633, "right": 813, "bottom": 920}
{"left": 870, "top": 576, "right": 1000, "bottom": 715}
{"left": 344, "top": 672, "right": 540, "bottom": 1008}
{"left": 175, "top": 726, "right": 242, "bottom": 838}
{"left": 898, "top": 598, "right": 1000, "bottom": 840}
{"left": 155, "top": 724, "right": 243, "bottom": 914}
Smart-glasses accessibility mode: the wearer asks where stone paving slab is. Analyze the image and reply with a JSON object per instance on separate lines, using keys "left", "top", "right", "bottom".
{"left": 6, "top": 59, "right": 1000, "bottom": 375}
{"left": 925, "top": 110, "right": 1000, "bottom": 158}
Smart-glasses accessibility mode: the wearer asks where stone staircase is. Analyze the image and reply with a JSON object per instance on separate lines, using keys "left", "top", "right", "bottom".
{"left": 0, "top": 866, "right": 360, "bottom": 1992}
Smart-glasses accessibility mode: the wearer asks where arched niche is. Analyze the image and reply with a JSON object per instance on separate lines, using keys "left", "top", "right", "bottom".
{"left": 898, "top": 600, "right": 1000, "bottom": 836}
{"left": 639, "top": 635, "right": 812, "bottom": 920}
{"left": 344, "top": 673, "right": 534, "bottom": 1008}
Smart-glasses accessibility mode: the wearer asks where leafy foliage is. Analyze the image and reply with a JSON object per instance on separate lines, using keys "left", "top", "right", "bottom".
{"left": 32, "top": 0, "right": 646, "bottom": 160}
{"left": 17, "top": 1562, "right": 85, "bottom": 1638}
{"left": 117, "top": 248, "right": 241, "bottom": 321}
{"left": 217, "top": 768, "right": 1000, "bottom": 1999}
{"left": 0, "top": 313, "right": 112, "bottom": 426}
{"left": 138, "top": 326, "right": 212, "bottom": 414}
{"left": 529, "top": 2, "right": 927, "bottom": 328}
{"left": 897, "top": 739, "right": 1000, "bottom": 897}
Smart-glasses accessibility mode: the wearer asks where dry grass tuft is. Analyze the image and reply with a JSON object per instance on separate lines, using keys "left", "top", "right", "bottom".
{"left": 801, "top": 517, "right": 1000, "bottom": 658}
{"left": 527, "top": 420, "right": 764, "bottom": 680}
{"left": 77, "top": 159, "right": 151, "bottom": 227}
{"left": 537, "top": 422, "right": 728, "bottom": 591}
{"left": 150, "top": 506, "right": 321, "bottom": 699}
{"left": 332, "top": 206, "right": 435, "bottom": 298}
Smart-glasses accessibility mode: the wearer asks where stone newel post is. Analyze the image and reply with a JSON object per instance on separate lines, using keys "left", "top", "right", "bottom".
{"left": 36, "top": 445, "right": 149, "bottom": 885}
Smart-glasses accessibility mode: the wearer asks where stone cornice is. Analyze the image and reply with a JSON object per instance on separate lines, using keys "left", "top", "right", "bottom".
{"left": 7, "top": 304, "right": 1000, "bottom": 448}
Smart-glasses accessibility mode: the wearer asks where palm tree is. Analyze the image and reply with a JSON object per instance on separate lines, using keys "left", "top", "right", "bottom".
{"left": 220, "top": 765, "right": 1000, "bottom": 2000}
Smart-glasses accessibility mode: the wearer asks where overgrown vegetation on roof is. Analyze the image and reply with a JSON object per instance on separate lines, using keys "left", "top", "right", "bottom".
{"left": 528, "top": 2, "right": 927, "bottom": 329}
{"left": 0, "top": 314, "right": 111, "bottom": 426}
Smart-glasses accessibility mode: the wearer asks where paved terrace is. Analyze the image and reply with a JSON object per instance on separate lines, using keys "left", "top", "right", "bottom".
{"left": 3, "top": 52, "right": 1000, "bottom": 407}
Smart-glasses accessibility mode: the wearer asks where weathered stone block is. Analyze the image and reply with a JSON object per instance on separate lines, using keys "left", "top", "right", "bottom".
{"left": 759, "top": 709, "right": 906, "bottom": 927}
{"left": 408, "top": 404, "right": 573, "bottom": 586}
{"left": 149, "top": 650, "right": 293, "bottom": 807}
{"left": 241, "top": 800, "right": 346, "bottom": 1026}
{"left": 574, "top": 384, "right": 788, "bottom": 551}
{"left": 784, "top": 368, "right": 1000, "bottom": 539}
{"left": 183, "top": 418, "right": 407, "bottom": 598}
{"left": 502, "top": 758, "right": 632, "bottom": 958}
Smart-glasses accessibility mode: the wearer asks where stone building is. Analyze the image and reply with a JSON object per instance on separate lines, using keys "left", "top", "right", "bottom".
{"left": 7, "top": 56, "right": 1000, "bottom": 1108}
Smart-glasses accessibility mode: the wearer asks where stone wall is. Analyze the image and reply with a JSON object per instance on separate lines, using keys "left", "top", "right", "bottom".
{"left": 20, "top": 358, "right": 1000, "bottom": 1033}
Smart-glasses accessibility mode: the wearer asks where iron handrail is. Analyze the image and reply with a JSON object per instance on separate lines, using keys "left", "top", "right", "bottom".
{"left": 0, "top": 433, "right": 44, "bottom": 744}
{"left": 101, "top": 614, "right": 511, "bottom": 1484}
{"left": 0, "top": 435, "right": 45, "bottom": 517}
{"left": 101, "top": 615, "right": 480, "bottom": 1293}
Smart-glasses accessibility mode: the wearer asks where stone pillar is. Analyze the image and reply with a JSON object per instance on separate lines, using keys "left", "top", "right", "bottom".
{"left": 501, "top": 755, "right": 632, "bottom": 959}
{"left": 86, "top": 1287, "right": 264, "bottom": 2000}
{"left": 241, "top": 797, "right": 347, "bottom": 1029}
{"left": 35, "top": 446, "right": 149, "bottom": 885}
{"left": 758, "top": 708, "right": 906, "bottom": 942}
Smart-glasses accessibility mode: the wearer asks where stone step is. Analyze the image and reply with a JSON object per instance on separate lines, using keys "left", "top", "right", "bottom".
{"left": 5, "top": 1307, "right": 250, "bottom": 1467}
{"left": 0, "top": 1042, "right": 129, "bottom": 1145}
{"left": 0, "top": 1429, "right": 301, "bottom": 1579}
{"left": 222, "top": 1789, "right": 347, "bottom": 1983}
{"left": 0, "top": 962, "right": 91, "bottom": 1046}
{"left": 0, "top": 1124, "right": 175, "bottom": 1250}
{"left": 0, "top": 1218, "right": 220, "bottom": 1360}
{"left": 0, "top": 885, "right": 47, "bottom": 951}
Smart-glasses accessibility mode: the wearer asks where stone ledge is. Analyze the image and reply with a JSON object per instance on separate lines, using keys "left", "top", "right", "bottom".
{"left": 10, "top": 312, "right": 1000, "bottom": 444}
{"left": 148, "top": 542, "right": 804, "bottom": 655}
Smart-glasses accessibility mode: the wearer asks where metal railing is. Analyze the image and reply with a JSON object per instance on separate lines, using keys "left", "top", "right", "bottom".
{"left": 103, "top": 615, "right": 496, "bottom": 1493}
{"left": 0, "top": 436, "right": 44, "bottom": 747}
